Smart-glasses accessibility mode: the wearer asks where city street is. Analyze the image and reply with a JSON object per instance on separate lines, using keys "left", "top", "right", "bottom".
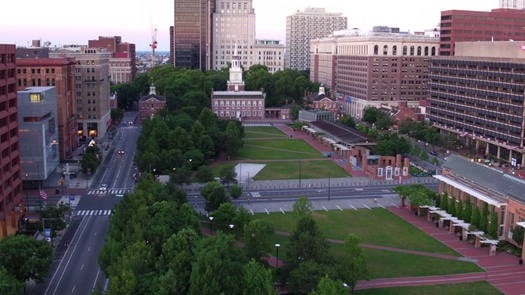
{"left": 31, "top": 112, "right": 140, "bottom": 295}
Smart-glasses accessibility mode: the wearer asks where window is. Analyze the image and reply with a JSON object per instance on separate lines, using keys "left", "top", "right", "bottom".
{"left": 30, "top": 93, "right": 42, "bottom": 103}
{"left": 373, "top": 45, "right": 379, "bottom": 55}
{"left": 403, "top": 46, "right": 408, "bottom": 55}
{"left": 392, "top": 45, "right": 397, "bottom": 55}
{"left": 383, "top": 45, "right": 388, "bottom": 55}
{"left": 410, "top": 46, "right": 415, "bottom": 56}
{"left": 377, "top": 168, "right": 383, "bottom": 177}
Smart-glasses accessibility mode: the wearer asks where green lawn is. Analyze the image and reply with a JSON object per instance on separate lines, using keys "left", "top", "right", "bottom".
{"left": 254, "top": 160, "right": 348, "bottom": 180}
{"left": 244, "top": 126, "right": 287, "bottom": 139}
{"left": 237, "top": 139, "right": 321, "bottom": 160}
{"left": 355, "top": 281, "right": 502, "bottom": 295}
{"left": 257, "top": 208, "right": 459, "bottom": 255}
{"left": 268, "top": 234, "right": 481, "bottom": 279}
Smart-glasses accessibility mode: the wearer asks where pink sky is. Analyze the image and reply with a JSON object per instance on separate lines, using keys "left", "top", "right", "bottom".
{"left": 0, "top": 0, "right": 497, "bottom": 51}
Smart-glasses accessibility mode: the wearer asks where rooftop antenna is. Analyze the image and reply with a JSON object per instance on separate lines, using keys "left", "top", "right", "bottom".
{"left": 149, "top": 28, "right": 158, "bottom": 67}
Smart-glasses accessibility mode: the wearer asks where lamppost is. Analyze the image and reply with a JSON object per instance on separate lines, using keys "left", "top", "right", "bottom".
{"left": 228, "top": 224, "right": 235, "bottom": 235}
{"left": 209, "top": 216, "right": 214, "bottom": 232}
{"left": 298, "top": 161, "right": 302, "bottom": 188}
{"left": 274, "top": 243, "right": 281, "bottom": 268}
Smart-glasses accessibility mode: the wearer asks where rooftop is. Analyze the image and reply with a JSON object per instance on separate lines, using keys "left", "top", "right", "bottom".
{"left": 442, "top": 154, "right": 525, "bottom": 203}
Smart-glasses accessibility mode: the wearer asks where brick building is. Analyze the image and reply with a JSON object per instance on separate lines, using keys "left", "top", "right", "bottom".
{"left": 0, "top": 44, "right": 23, "bottom": 238}
{"left": 16, "top": 58, "right": 78, "bottom": 160}
{"left": 212, "top": 54, "right": 265, "bottom": 120}
{"left": 310, "top": 30, "right": 438, "bottom": 119}
{"left": 428, "top": 41, "right": 525, "bottom": 166}
{"left": 138, "top": 85, "right": 167, "bottom": 123}
{"left": 88, "top": 36, "right": 136, "bottom": 83}
{"left": 439, "top": 9, "right": 525, "bottom": 56}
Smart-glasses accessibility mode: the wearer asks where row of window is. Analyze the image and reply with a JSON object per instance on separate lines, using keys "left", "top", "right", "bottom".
{"left": 213, "top": 100, "right": 263, "bottom": 106}
{"left": 17, "top": 68, "right": 56, "bottom": 74}
{"left": 373, "top": 45, "right": 437, "bottom": 57}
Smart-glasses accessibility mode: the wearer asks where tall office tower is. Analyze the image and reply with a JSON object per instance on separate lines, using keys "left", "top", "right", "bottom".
{"left": 500, "top": 0, "right": 525, "bottom": 9}
{"left": 0, "top": 44, "right": 23, "bottom": 238}
{"left": 440, "top": 9, "right": 525, "bottom": 56}
{"left": 310, "top": 30, "right": 438, "bottom": 119}
{"left": 286, "top": 7, "right": 347, "bottom": 71}
{"left": 88, "top": 36, "right": 136, "bottom": 83}
{"left": 169, "top": 26, "right": 174, "bottom": 65}
{"left": 18, "top": 87, "right": 59, "bottom": 182}
{"left": 428, "top": 41, "right": 525, "bottom": 165}
{"left": 16, "top": 58, "right": 78, "bottom": 161}
{"left": 212, "top": 0, "right": 255, "bottom": 70}
{"left": 51, "top": 47, "right": 111, "bottom": 141}
{"left": 173, "top": 0, "right": 215, "bottom": 70}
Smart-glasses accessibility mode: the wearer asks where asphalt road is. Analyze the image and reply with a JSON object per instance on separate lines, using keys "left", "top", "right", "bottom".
{"left": 33, "top": 112, "right": 140, "bottom": 295}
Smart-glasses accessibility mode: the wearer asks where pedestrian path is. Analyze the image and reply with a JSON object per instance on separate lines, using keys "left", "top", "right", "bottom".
{"left": 87, "top": 188, "right": 132, "bottom": 196}
{"left": 74, "top": 209, "right": 112, "bottom": 216}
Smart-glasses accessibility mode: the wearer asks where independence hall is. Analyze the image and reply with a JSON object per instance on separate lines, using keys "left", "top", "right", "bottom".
{"left": 428, "top": 41, "right": 525, "bottom": 167}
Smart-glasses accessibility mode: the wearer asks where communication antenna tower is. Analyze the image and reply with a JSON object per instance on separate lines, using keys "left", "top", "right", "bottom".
{"left": 149, "top": 28, "right": 158, "bottom": 67}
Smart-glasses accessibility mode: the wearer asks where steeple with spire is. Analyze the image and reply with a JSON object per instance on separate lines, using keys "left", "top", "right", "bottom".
{"left": 227, "top": 44, "right": 245, "bottom": 92}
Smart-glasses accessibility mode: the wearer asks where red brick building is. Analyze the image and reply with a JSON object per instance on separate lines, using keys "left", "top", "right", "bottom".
{"left": 0, "top": 44, "right": 23, "bottom": 238}
{"left": 439, "top": 9, "right": 525, "bottom": 56}
{"left": 138, "top": 86, "right": 167, "bottom": 123}
{"left": 16, "top": 58, "right": 78, "bottom": 161}
{"left": 88, "top": 36, "right": 136, "bottom": 83}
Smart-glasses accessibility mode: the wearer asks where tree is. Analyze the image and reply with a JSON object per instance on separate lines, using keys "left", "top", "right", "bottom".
{"left": 293, "top": 197, "right": 312, "bottom": 216}
{"left": 286, "top": 215, "right": 330, "bottom": 266}
{"left": 512, "top": 226, "right": 525, "bottom": 245}
{"left": 463, "top": 197, "right": 472, "bottom": 223}
{"left": 243, "top": 219, "right": 274, "bottom": 260}
{"left": 230, "top": 184, "right": 243, "bottom": 199}
{"left": 338, "top": 115, "right": 356, "bottom": 129}
{"left": 456, "top": 199, "right": 463, "bottom": 221}
{"left": 441, "top": 193, "right": 448, "bottom": 212}
{"left": 242, "top": 259, "right": 276, "bottom": 295}
{"left": 220, "top": 166, "right": 237, "bottom": 186}
{"left": 201, "top": 181, "right": 230, "bottom": 212}
{"left": 489, "top": 212, "right": 499, "bottom": 239}
{"left": 288, "top": 261, "right": 328, "bottom": 294}
{"left": 189, "top": 233, "right": 247, "bottom": 295}
{"left": 195, "top": 165, "right": 214, "bottom": 183}
{"left": 471, "top": 204, "right": 481, "bottom": 229}
{"left": 362, "top": 106, "right": 379, "bottom": 124}
{"left": 480, "top": 203, "right": 489, "bottom": 232}
{"left": 335, "top": 234, "right": 368, "bottom": 293}
{"left": 80, "top": 150, "right": 100, "bottom": 173}
{"left": 310, "top": 276, "right": 347, "bottom": 295}
{"left": 224, "top": 121, "right": 243, "bottom": 159}
{"left": 0, "top": 235, "right": 52, "bottom": 282}
{"left": 449, "top": 198, "right": 456, "bottom": 216}
{"left": 0, "top": 267, "right": 23, "bottom": 295}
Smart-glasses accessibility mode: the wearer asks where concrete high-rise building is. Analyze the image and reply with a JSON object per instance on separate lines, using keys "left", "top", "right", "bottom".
{"left": 254, "top": 40, "right": 284, "bottom": 73}
{"left": 173, "top": 0, "right": 215, "bottom": 70}
{"left": 18, "top": 87, "right": 59, "bottom": 182}
{"left": 0, "top": 44, "right": 23, "bottom": 238}
{"left": 51, "top": 47, "right": 111, "bottom": 141}
{"left": 428, "top": 41, "right": 525, "bottom": 166}
{"left": 440, "top": 9, "right": 525, "bottom": 56}
{"left": 500, "top": 0, "right": 525, "bottom": 9}
{"left": 16, "top": 58, "right": 78, "bottom": 161}
{"left": 310, "top": 30, "right": 438, "bottom": 119}
{"left": 212, "top": 0, "right": 256, "bottom": 70}
{"left": 286, "top": 7, "right": 347, "bottom": 71}
{"left": 88, "top": 36, "right": 136, "bottom": 83}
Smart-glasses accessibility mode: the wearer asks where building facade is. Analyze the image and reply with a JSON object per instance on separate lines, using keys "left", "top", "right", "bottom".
{"left": 310, "top": 31, "right": 438, "bottom": 119}
{"left": 88, "top": 36, "right": 136, "bottom": 83}
{"left": 50, "top": 47, "right": 112, "bottom": 141}
{"left": 500, "top": 0, "right": 525, "bottom": 9}
{"left": 173, "top": 0, "right": 215, "bottom": 70}
{"left": 253, "top": 40, "right": 284, "bottom": 73}
{"left": 439, "top": 9, "right": 525, "bottom": 56}
{"left": 212, "top": 54, "right": 264, "bottom": 119}
{"left": 16, "top": 58, "right": 78, "bottom": 161}
{"left": 428, "top": 41, "right": 525, "bottom": 166}
{"left": 0, "top": 44, "right": 23, "bottom": 238}
{"left": 18, "top": 87, "right": 59, "bottom": 181}
{"left": 138, "top": 86, "right": 167, "bottom": 123}
{"left": 212, "top": 0, "right": 256, "bottom": 70}
{"left": 286, "top": 7, "right": 347, "bottom": 71}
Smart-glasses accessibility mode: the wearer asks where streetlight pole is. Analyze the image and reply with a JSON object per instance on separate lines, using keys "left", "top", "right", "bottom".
{"left": 209, "top": 216, "right": 214, "bottom": 232}
{"left": 274, "top": 243, "right": 281, "bottom": 268}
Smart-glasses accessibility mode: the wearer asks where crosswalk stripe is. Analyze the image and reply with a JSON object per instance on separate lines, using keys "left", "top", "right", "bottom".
{"left": 104, "top": 210, "right": 109, "bottom": 215}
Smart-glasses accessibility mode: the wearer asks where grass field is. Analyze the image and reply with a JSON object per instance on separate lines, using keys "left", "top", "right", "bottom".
{"left": 237, "top": 139, "right": 321, "bottom": 160}
{"left": 257, "top": 208, "right": 459, "bottom": 255}
{"left": 253, "top": 160, "right": 348, "bottom": 180}
{"left": 355, "top": 281, "right": 502, "bottom": 295}
{"left": 244, "top": 126, "right": 287, "bottom": 139}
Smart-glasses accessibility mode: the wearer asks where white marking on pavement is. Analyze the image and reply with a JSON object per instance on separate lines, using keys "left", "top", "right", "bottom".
{"left": 280, "top": 208, "right": 285, "bottom": 214}
{"left": 364, "top": 204, "right": 371, "bottom": 210}
{"left": 71, "top": 286, "right": 76, "bottom": 293}
{"left": 322, "top": 206, "right": 328, "bottom": 212}
{"left": 88, "top": 246, "right": 91, "bottom": 252}
{"left": 336, "top": 205, "right": 343, "bottom": 211}
{"left": 249, "top": 209, "right": 254, "bottom": 215}
{"left": 92, "top": 269, "right": 101, "bottom": 291}
{"left": 265, "top": 208, "right": 270, "bottom": 215}
{"left": 351, "top": 205, "right": 357, "bottom": 210}
{"left": 80, "top": 264, "right": 84, "bottom": 271}
{"left": 355, "top": 188, "right": 364, "bottom": 191}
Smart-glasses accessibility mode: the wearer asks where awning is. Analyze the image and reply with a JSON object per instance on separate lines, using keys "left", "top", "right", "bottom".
{"left": 433, "top": 175, "right": 506, "bottom": 208}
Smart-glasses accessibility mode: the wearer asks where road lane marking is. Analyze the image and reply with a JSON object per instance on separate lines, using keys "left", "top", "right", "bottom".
{"left": 322, "top": 206, "right": 328, "bottom": 212}
{"left": 280, "top": 208, "right": 285, "bottom": 214}
{"left": 364, "top": 204, "right": 371, "bottom": 210}
{"left": 72, "top": 286, "right": 76, "bottom": 293}
{"left": 92, "top": 269, "right": 101, "bottom": 291}
{"left": 351, "top": 205, "right": 357, "bottom": 210}
{"left": 80, "top": 264, "right": 84, "bottom": 271}
{"left": 249, "top": 209, "right": 254, "bottom": 215}
{"left": 265, "top": 208, "right": 270, "bottom": 215}
{"left": 336, "top": 205, "right": 343, "bottom": 211}
{"left": 355, "top": 188, "right": 364, "bottom": 191}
